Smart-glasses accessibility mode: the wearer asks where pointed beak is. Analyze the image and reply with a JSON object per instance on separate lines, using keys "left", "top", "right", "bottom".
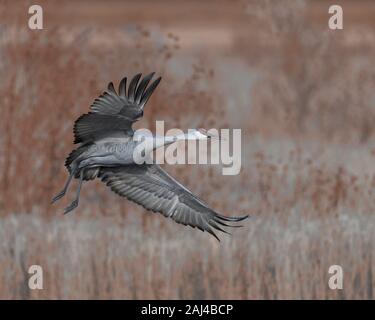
{"left": 198, "top": 129, "right": 222, "bottom": 141}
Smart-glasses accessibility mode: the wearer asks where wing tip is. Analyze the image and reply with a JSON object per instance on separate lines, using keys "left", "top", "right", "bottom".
{"left": 207, "top": 229, "right": 221, "bottom": 242}
{"left": 217, "top": 213, "right": 249, "bottom": 222}
{"left": 210, "top": 213, "right": 249, "bottom": 239}
{"left": 107, "top": 82, "right": 116, "bottom": 94}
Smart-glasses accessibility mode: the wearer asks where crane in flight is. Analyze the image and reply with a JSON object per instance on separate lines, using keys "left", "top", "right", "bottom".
{"left": 52, "top": 73, "right": 248, "bottom": 240}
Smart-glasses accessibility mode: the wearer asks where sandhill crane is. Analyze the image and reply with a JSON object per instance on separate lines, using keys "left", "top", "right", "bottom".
{"left": 52, "top": 73, "right": 248, "bottom": 240}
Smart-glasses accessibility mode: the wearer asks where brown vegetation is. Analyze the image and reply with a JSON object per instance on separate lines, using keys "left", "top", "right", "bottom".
{"left": 0, "top": 0, "right": 374, "bottom": 299}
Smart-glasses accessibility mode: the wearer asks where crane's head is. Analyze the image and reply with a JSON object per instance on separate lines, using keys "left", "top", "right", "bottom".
{"left": 197, "top": 128, "right": 221, "bottom": 141}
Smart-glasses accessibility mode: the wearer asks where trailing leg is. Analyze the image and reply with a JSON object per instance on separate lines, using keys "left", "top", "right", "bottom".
{"left": 51, "top": 167, "right": 76, "bottom": 204}
{"left": 64, "top": 169, "right": 84, "bottom": 214}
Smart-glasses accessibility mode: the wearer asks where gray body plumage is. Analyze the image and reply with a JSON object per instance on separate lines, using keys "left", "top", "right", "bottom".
{"left": 53, "top": 73, "right": 248, "bottom": 241}
{"left": 76, "top": 138, "right": 138, "bottom": 168}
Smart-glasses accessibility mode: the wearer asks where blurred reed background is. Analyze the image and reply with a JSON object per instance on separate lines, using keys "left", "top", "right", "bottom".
{"left": 0, "top": 0, "right": 374, "bottom": 299}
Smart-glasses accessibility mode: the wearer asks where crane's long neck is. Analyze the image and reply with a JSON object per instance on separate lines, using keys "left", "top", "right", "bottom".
{"left": 132, "top": 129, "right": 212, "bottom": 163}
{"left": 153, "top": 130, "right": 209, "bottom": 149}
{"left": 138, "top": 130, "right": 208, "bottom": 153}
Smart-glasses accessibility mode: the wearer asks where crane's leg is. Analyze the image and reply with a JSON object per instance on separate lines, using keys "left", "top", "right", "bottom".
{"left": 51, "top": 168, "right": 76, "bottom": 204}
{"left": 64, "top": 169, "right": 84, "bottom": 214}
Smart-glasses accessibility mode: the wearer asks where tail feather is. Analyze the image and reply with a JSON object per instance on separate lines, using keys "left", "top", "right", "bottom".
{"left": 65, "top": 144, "right": 90, "bottom": 172}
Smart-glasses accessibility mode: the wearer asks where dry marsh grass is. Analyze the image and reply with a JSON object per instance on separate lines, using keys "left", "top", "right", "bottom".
{"left": 0, "top": 210, "right": 373, "bottom": 300}
{"left": 0, "top": 0, "right": 374, "bottom": 299}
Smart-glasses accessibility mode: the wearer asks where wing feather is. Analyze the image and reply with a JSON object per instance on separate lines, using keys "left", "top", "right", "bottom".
{"left": 118, "top": 77, "right": 127, "bottom": 97}
{"left": 73, "top": 73, "right": 161, "bottom": 144}
{"left": 135, "top": 72, "right": 154, "bottom": 103}
{"left": 127, "top": 73, "right": 142, "bottom": 102}
{"left": 98, "top": 164, "right": 248, "bottom": 241}
{"left": 140, "top": 77, "right": 162, "bottom": 109}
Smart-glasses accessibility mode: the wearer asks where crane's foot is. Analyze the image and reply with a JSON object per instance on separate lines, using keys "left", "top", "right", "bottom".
{"left": 51, "top": 190, "right": 66, "bottom": 204}
{"left": 64, "top": 199, "right": 79, "bottom": 214}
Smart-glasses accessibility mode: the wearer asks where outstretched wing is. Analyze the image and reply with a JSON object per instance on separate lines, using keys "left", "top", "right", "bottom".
{"left": 98, "top": 164, "right": 248, "bottom": 241}
{"left": 73, "top": 73, "right": 161, "bottom": 144}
